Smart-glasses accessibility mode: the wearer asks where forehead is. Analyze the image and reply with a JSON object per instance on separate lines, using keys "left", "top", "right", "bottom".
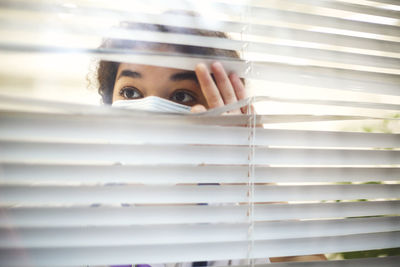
{"left": 117, "top": 63, "right": 185, "bottom": 77}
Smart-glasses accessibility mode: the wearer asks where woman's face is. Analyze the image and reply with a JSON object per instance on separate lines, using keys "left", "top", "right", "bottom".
{"left": 112, "top": 63, "right": 208, "bottom": 107}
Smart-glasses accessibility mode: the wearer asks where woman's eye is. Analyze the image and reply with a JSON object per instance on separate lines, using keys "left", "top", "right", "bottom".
{"left": 170, "top": 90, "right": 196, "bottom": 105}
{"left": 119, "top": 87, "right": 143, "bottom": 99}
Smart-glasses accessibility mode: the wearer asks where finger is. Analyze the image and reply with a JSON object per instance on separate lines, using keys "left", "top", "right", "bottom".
{"left": 229, "top": 72, "right": 247, "bottom": 100}
{"left": 195, "top": 63, "right": 224, "bottom": 109}
{"left": 190, "top": 104, "right": 207, "bottom": 113}
{"left": 211, "top": 62, "right": 237, "bottom": 105}
{"left": 229, "top": 72, "right": 248, "bottom": 114}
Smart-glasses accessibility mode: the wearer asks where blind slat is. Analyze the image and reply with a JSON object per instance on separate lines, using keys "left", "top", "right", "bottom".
{"left": 1, "top": 201, "right": 399, "bottom": 226}
{"left": 1, "top": 99, "right": 389, "bottom": 126}
{"left": 0, "top": 232, "right": 399, "bottom": 266}
{"left": 345, "top": 0, "right": 399, "bottom": 7}
{"left": 1, "top": 184, "right": 398, "bottom": 205}
{"left": 1, "top": 164, "right": 399, "bottom": 184}
{"left": 3, "top": 93, "right": 400, "bottom": 119}
{"left": 2, "top": 141, "right": 399, "bottom": 165}
{"left": 1, "top": 112, "right": 399, "bottom": 148}
{"left": 1, "top": 217, "right": 399, "bottom": 247}
{"left": 248, "top": 0, "right": 400, "bottom": 19}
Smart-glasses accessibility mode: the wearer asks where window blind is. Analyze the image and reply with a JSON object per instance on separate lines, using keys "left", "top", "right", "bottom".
{"left": 0, "top": 0, "right": 399, "bottom": 266}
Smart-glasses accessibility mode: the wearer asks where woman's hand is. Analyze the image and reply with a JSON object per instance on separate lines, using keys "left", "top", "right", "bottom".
{"left": 191, "top": 62, "right": 247, "bottom": 114}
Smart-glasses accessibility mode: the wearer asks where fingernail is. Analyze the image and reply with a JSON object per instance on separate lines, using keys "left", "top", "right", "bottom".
{"left": 191, "top": 104, "right": 207, "bottom": 113}
{"left": 229, "top": 72, "right": 238, "bottom": 80}
{"left": 212, "top": 61, "right": 222, "bottom": 69}
{"left": 196, "top": 63, "right": 207, "bottom": 72}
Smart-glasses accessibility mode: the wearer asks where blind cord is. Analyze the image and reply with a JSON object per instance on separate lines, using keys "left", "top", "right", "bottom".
{"left": 246, "top": 97, "right": 256, "bottom": 267}
{"left": 242, "top": 4, "right": 255, "bottom": 266}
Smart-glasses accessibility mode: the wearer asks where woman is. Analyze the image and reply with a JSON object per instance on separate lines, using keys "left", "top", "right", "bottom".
{"left": 95, "top": 20, "right": 326, "bottom": 266}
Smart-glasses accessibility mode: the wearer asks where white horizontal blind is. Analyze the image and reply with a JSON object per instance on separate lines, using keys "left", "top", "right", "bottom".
{"left": 1, "top": 99, "right": 400, "bottom": 267}
{"left": 0, "top": 98, "right": 399, "bottom": 266}
{"left": 0, "top": 1, "right": 400, "bottom": 267}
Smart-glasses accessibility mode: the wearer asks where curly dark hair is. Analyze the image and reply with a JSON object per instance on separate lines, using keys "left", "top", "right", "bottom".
{"left": 97, "top": 21, "right": 241, "bottom": 104}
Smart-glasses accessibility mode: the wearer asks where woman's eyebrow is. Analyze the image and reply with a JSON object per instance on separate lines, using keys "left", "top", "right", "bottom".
{"left": 117, "top": 70, "right": 142, "bottom": 80}
{"left": 170, "top": 71, "right": 198, "bottom": 83}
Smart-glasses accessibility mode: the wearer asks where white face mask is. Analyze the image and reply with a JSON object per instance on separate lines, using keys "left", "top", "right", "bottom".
{"left": 112, "top": 96, "right": 192, "bottom": 114}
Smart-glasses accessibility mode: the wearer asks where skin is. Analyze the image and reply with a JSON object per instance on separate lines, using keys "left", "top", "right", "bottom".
{"left": 112, "top": 62, "right": 247, "bottom": 113}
